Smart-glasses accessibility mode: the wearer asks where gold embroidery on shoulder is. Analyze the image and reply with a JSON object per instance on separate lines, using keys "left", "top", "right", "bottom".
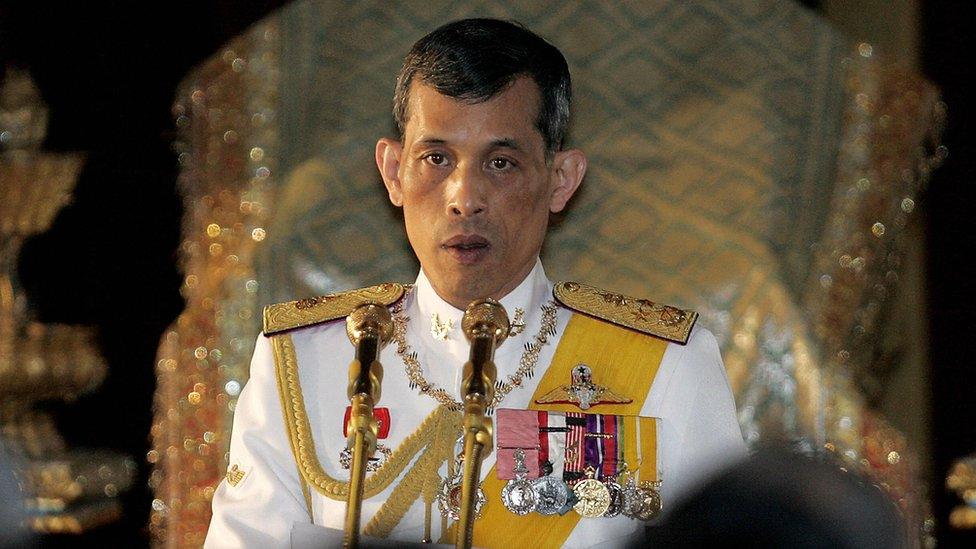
{"left": 553, "top": 281, "right": 698, "bottom": 344}
{"left": 226, "top": 464, "right": 247, "bottom": 487}
{"left": 263, "top": 282, "right": 406, "bottom": 335}
{"left": 269, "top": 333, "right": 458, "bottom": 502}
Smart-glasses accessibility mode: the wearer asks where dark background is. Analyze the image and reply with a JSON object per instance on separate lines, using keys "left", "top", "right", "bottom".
{"left": 1, "top": 0, "right": 973, "bottom": 546}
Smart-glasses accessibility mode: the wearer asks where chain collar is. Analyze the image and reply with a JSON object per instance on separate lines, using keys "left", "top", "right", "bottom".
{"left": 392, "top": 287, "right": 559, "bottom": 412}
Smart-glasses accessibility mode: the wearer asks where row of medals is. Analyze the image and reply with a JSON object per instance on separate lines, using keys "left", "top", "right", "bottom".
{"left": 436, "top": 448, "right": 662, "bottom": 521}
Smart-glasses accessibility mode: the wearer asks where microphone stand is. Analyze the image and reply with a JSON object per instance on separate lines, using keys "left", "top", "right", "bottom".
{"left": 343, "top": 303, "right": 393, "bottom": 548}
{"left": 457, "top": 299, "right": 509, "bottom": 549}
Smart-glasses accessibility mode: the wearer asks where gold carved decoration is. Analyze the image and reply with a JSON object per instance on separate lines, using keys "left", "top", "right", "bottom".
{"left": 553, "top": 282, "right": 697, "bottom": 344}
{"left": 263, "top": 283, "right": 405, "bottom": 335}
{"left": 1, "top": 69, "right": 134, "bottom": 536}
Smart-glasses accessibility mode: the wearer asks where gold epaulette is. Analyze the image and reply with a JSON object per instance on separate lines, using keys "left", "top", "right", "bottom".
{"left": 263, "top": 282, "right": 406, "bottom": 335}
{"left": 553, "top": 281, "right": 698, "bottom": 344}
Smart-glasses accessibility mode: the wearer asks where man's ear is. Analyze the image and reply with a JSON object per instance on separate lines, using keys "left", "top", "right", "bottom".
{"left": 376, "top": 138, "right": 404, "bottom": 207}
{"left": 548, "top": 148, "right": 587, "bottom": 213}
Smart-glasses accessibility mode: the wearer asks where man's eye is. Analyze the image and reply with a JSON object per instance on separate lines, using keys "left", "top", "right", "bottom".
{"left": 425, "top": 153, "right": 447, "bottom": 166}
{"left": 489, "top": 158, "right": 513, "bottom": 170}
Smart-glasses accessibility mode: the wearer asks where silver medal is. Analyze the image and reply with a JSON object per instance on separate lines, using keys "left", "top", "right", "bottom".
{"left": 338, "top": 443, "right": 391, "bottom": 472}
{"left": 531, "top": 475, "right": 569, "bottom": 515}
{"left": 620, "top": 477, "right": 643, "bottom": 518}
{"left": 501, "top": 448, "right": 538, "bottom": 515}
{"left": 603, "top": 479, "right": 623, "bottom": 517}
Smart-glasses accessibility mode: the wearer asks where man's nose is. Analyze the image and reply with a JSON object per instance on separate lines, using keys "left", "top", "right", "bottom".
{"left": 446, "top": 164, "right": 487, "bottom": 217}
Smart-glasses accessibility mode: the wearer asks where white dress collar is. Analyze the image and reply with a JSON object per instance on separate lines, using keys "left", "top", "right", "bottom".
{"left": 413, "top": 258, "right": 550, "bottom": 341}
{"left": 409, "top": 258, "right": 553, "bottom": 378}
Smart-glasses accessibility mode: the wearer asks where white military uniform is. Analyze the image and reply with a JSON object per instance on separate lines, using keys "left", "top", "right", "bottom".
{"left": 205, "top": 259, "right": 745, "bottom": 548}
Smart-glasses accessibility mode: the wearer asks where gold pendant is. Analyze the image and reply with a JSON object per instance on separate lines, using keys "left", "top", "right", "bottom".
{"left": 226, "top": 464, "right": 247, "bottom": 487}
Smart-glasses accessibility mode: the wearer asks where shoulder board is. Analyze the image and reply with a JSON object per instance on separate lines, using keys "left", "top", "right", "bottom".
{"left": 553, "top": 281, "right": 698, "bottom": 344}
{"left": 263, "top": 283, "right": 406, "bottom": 336}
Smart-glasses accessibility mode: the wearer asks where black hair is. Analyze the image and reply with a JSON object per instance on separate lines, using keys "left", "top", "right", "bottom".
{"left": 393, "top": 18, "right": 571, "bottom": 160}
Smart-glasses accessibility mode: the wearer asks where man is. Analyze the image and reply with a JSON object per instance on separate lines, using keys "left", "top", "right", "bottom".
{"left": 206, "top": 18, "right": 744, "bottom": 548}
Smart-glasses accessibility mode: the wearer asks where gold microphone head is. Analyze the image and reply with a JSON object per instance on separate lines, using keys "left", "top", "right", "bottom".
{"left": 461, "top": 299, "right": 510, "bottom": 346}
{"left": 346, "top": 303, "right": 394, "bottom": 348}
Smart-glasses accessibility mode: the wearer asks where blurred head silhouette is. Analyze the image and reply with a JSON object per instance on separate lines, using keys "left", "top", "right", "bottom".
{"left": 1, "top": 442, "right": 30, "bottom": 548}
{"left": 638, "top": 448, "right": 905, "bottom": 549}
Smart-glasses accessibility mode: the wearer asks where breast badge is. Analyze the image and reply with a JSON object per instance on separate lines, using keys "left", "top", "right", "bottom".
{"left": 533, "top": 364, "right": 633, "bottom": 410}
{"left": 438, "top": 437, "right": 486, "bottom": 521}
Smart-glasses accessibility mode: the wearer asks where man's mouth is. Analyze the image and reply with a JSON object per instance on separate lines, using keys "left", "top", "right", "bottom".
{"left": 442, "top": 235, "right": 491, "bottom": 265}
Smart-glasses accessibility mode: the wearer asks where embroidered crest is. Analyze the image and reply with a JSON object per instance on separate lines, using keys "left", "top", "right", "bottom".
{"left": 226, "top": 464, "right": 247, "bottom": 487}
{"left": 534, "top": 364, "right": 633, "bottom": 410}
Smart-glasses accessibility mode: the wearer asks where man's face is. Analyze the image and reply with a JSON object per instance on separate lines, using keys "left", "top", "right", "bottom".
{"left": 376, "top": 77, "right": 585, "bottom": 309}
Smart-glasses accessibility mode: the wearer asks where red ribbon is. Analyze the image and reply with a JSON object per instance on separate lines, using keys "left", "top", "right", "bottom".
{"left": 343, "top": 406, "right": 391, "bottom": 439}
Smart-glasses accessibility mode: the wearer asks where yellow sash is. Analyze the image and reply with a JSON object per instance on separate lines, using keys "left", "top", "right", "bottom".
{"left": 441, "top": 312, "right": 668, "bottom": 547}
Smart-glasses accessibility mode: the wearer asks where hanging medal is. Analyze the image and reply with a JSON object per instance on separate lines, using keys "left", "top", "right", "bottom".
{"left": 573, "top": 466, "right": 611, "bottom": 518}
{"left": 635, "top": 480, "right": 663, "bottom": 521}
{"left": 339, "top": 406, "right": 392, "bottom": 471}
{"left": 531, "top": 475, "right": 569, "bottom": 516}
{"left": 531, "top": 410, "right": 569, "bottom": 515}
{"left": 603, "top": 478, "right": 623, "bottom": 517}
{"left": 338, "top": 444, "right": 392, "bottom": 472}
{"left": 501, "top": 448, "right": 537, "bottom": 515}
{"left": 617, "top": 471, "right": 663, "bottom": 521}
{"left": 620, "top": 474, "right": 643, "bottom": 518}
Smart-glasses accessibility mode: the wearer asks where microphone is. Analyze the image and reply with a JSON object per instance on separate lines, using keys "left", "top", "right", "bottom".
{"left": 343, "top": 302, "right": 393, "bottom": 548}
{"left": 345, "top": 303, "right": 394, "bottom": 405}
{"left": 460, "top": 299, "right": 510, "bottom": 406}
{"left": 456, "top": 299, "right": 509, "bottom": 549}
